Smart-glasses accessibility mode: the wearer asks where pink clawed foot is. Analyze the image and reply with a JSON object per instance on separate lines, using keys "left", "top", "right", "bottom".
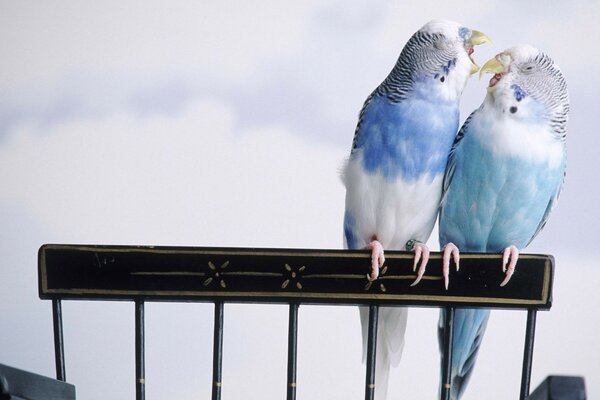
{"left": 410, "top": 242, "right": 430, "bottom": 287}
{"left": 365, "top": 240, "right": 385, "bottom": 282}
{"left": 500, "top": 245, "right": 519, "bottom": 287}
{"left": 441, "top": 243, "right": 460, "bottom": 290}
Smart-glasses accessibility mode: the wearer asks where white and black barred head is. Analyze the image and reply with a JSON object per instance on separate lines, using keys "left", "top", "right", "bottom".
{"left": 481, "top": 44, "right": 569, "bottom": 140}
{"left": 377, "top": 19, "right": 490, "bottom": 103}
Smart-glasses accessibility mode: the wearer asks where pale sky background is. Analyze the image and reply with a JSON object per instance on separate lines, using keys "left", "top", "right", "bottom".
{"left": 1, "top": 1, "right": 599, "bottom": 399}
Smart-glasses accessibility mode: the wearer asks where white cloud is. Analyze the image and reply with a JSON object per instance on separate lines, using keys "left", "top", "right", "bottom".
{"left": 518, "top": 1, "right": 600, "bottom": 73}
{"left": 0, "top": 97, "right": 346, "bottom": 249}
{"left": 0, "top": 1, "right": 320, "bottom": 90}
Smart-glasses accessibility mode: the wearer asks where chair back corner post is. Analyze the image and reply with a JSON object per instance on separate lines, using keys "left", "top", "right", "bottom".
{"left": 52, "top": 298, "right": 66, "bottom": 382}
{"left": 519, "top": 308, "right": 538, "bottom": 400}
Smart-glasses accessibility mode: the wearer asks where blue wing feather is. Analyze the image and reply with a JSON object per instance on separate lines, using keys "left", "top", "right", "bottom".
{"left": 353, "top": 94, "right": 458, "bottom": 182}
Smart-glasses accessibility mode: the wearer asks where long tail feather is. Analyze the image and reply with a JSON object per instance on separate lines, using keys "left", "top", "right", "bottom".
{"left": 360, "top": 306, "right": 408, "bottom": 399}
{"left": 438, "top": 308, "right": 490, "bottom": 400}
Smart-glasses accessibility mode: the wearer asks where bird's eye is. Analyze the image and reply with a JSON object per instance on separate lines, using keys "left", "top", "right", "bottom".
{"left": 522, "top": 64, "right": 535, "bottom": 73}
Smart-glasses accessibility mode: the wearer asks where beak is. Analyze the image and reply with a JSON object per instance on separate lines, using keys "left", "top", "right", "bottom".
{"left": 479, "top": 56, "right": 507, "bottom": 79}
{"left": 467, "top": 30, "right": 492, "bottom": 75}
{"left": 469, "top": 30, "right": 492, "bottom": 46}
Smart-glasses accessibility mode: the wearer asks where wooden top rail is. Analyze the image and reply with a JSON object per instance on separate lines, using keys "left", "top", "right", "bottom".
{"left": 38, "top": 244, "right": 553, "bottom": 309}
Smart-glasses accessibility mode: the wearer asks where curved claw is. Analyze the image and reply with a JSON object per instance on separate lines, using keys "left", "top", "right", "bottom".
{"left": 500, "top": 245, "right": 519, "bottom": 287}
{"left": 366, "top": 240, "right": 385, "bottom": 282}
{"left": 441, "top": 243, "right": 460, "bottom": 290}
{"left": 410, "top": 243, "right": 430, "bottom": 287}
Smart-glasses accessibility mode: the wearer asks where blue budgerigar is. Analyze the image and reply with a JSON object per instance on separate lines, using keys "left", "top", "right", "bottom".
{"left": 342, "top": 19, "right": 490, "bottom": 399}
{"left": 438, "top": 44, "right": 569, "bottom": 399}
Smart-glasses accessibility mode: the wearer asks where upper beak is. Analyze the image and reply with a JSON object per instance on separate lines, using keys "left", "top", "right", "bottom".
{"left": 469, "top": 30, "right": 492, "bottom": 46}
{"left": 467, "top": 30, "right": 492, "bottom": 74}
{"left": 479, "top": 55, "right": 509, "bottom": 79}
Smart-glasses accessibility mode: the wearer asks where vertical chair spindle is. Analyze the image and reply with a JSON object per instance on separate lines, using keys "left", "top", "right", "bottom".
{"left": 520, "top": 309, "right": 538, "bottom": 400}
{"left": 212, "top": 301, "right": 224, "bottom": 400}
{"left": 135, "top": 300, "right": 145, "bottom": 400}
{"left": 52, "top": 299, "right": 66, "bottom": 382}
{"left": 364, "top": 305, "right": 379, "bottom": 400}
{"left": 287, "top": 303, "right": 299, "bottom": 400}
{"left": 440, "top": 307, "right": 455, "bottom": 400}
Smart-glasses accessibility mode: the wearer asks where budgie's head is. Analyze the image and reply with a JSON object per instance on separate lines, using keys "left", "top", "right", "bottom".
{"left": 391, "top": 19, "right": 490, "bottom": 101}
{"left": 480, "top": 44, "right": 569, "bottom": 138}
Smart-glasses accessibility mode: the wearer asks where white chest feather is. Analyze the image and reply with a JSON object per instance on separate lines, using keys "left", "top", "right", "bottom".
{"left": 343, "top": 153, "right": 443, "bottom": 250}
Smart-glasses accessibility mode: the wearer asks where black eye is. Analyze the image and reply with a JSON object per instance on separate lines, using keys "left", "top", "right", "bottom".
{"left": 523, "top": 64, "right": 535, "bottom": 72}
{"left": 510, "top": 106, "right": 518, "bottom": 114}
{"left": 440, "top": 76, "right": 445, "bottom": 83}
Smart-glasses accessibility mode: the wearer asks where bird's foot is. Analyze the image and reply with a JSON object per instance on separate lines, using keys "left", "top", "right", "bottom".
{"left": 365, "top": 239, "right": 385, "bottom": 281}
{"left": 441, "top": 243, "right": 460, "bottom": 290}
{"left": 409, "top": 240, "right": 430, "bottom": 287}
{"left": 500, "top": 245, "right": 519, "bottom": 287}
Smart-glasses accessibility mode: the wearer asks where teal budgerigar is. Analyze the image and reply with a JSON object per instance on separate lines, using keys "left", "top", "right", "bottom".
{"left": 342, "top": 19, "right": 490, "bottom": 399}
{"left": 438, "top": 44, "right": 569, "bottom": 399}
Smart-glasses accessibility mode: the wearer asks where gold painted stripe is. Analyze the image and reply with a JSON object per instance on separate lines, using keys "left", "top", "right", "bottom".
{"left": 289, "top": 383, "right": 297, "bottom": 388}
{"left": 41, "top": 245, "right": 379, "bottom": 259}
{"left": 303, "top": 274, "right": 364, "bottom": 279}
{"left": 138, "top": 378, "right": 145, "bottom": 384}
{"left": 382, "top": 275, "right": 443, "bottom": 281}
{"left": 131, "top": 271, "right": 206, "bottom": 276}
{"left": 40, "top": 244, "right": 551, "bottom": 261}
{"left": 541, "top": 259, "right": 551, "bottom": 303}
{"left": 302, "top": 274, "right": 442, "bottom": 281}
{"left": 42, "top": 288, "right": 547, "bottom": 305}
{"left": 40, "top": 252, "right": 48, "bottom": 292}
{"left": 130, "top": 271, "right": 283, "bottom": 278}
{"left": 222, "top": 272, "right": 283, "bottom": 277}
{"left": 214, "top": 382, "right": 222, "bottom": 387}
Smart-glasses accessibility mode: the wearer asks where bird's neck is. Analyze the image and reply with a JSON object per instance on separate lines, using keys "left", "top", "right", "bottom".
{"left": 411, "top": 77, "right": 465, "bottom": 105}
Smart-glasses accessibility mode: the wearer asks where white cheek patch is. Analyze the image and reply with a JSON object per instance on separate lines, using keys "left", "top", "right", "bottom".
{"left": 472, "top": 107, "right": 564, "bottom": 169}
{"left": 507, "top": 96, "right": 540, "bottom": 120}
